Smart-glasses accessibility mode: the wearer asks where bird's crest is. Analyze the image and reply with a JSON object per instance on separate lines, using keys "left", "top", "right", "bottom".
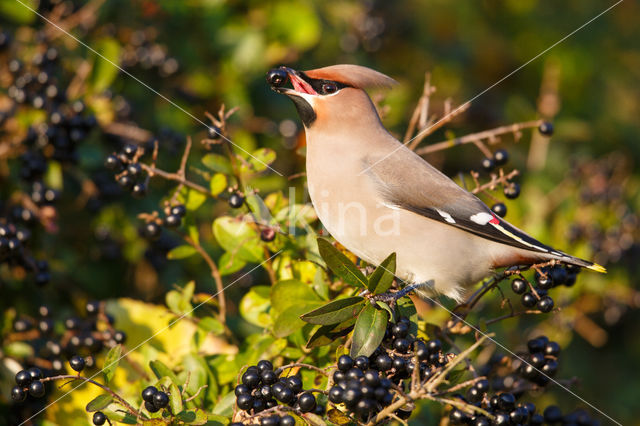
{"left": 304, "top": 64, "right": 397, "bottom": 90}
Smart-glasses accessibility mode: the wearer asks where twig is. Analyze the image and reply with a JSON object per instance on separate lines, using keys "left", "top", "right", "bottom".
{"left": 140, "top": 163, "right": 212, "bottom": 196}
{"left": 426, "top": 334, "right": 493, "bottom": 392}
{"left": 471, "top": 169, "right": 520, "bottom": 195}
{"left": 41, "top": 374, "right": 137, "bottom": 415}
{"left": 184, "top": 385, "right": 208, "bottom": 402}
{"left": 416, "top": 120, "right": 543, "bottom": 156}
{"left": 484, "top": 309, "right": 545, "bottom": 326}
{"left": 409, "top": 102, "right": 471, "bottom": 151}
{"left": 183, "top": 235, "right": 226, "bottom": 323}
{"left": 276, "top": 363, "right": 332, "bottom": 377}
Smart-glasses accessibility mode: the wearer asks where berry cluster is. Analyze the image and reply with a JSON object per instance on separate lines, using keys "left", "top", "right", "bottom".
{"left": 328, "top": 317, "right": 446, "bottom": 422}
{"left": 481, "top": 149, "right": 510, "bottom": 174}
{"left": 119, "top": 28, "right": 180, "bottom": 78}
{"left": 104, "top": 144, "right": 148, "bottom": 198}
{"left": 450, "top": 389, "right": 545, "bottom": 426}
{"left": 141, "top": 385, "right": 170, "bottom": 413}
{"left": 0, "top": 218, "right": 50, "bottom": 286}
{"left": 140, "top": 204, "right": 187, "bottom": 241}
{"left": 480, "top": 122, "right": 554, "bottom": 218}
{"left": 516, "top": 336, "right": 561, "bottom": 387}
{"left": 10, "top": 301, "right": 126, "bottom": 385}
{"left": 511, "top": 264, "right": 580, "bottom": 312}
{"left": 5, "top": 36, "right": 98, "bottom": 167}
{"left": 11, "top": 367, "right": 46, "bottom": 402}
{"left": 232, "top": 360, "right": 323, "bottom": 425}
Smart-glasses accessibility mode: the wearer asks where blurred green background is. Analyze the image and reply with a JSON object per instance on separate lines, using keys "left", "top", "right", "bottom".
{"left": 1, "top": 0, "right": 639, "bottom": 424}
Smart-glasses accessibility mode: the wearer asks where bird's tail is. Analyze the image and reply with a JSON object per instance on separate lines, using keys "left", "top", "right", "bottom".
{"left": 554, "top": 253, "right": 606, "bottom": 273}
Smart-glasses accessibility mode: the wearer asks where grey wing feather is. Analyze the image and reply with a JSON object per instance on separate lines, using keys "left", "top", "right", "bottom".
{"left": 362, "top": 147, "right": 558, "bottom": 254}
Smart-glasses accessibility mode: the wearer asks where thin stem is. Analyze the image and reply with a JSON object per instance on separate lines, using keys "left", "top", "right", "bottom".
{"left": 184, "top": 385, "right": 208, "bottom": 402}
{"left": 484, "top": 309, "right": 546, "bottom": 326}
{"left": 416, "top": 120, "right": 543, "bottom": 156}
{"left": 183, "top": 235, "right": 226, "bottom": 323}
{"left": 41, "top": 374, "right": 137, "bottom": 415}
{"left": 276, "top": 363, "right": 332, "bottom": 377}
{"left": 141, "top": 163, "right": 212, "bottom": 196}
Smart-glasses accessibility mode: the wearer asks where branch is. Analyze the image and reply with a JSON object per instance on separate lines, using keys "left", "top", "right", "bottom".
{"left": 416, "top": 120, "right": 543, "bottom": 156}
{"left": 183, "top": 235, "right": 226, "bottom": 323}
{"left": 41, "top": 374, "right": 137, "bottom": 415}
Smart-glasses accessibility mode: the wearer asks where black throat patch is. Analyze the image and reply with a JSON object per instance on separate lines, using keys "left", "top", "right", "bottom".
{"left": 288, "top": 95, "right": 316, "bottom": 127}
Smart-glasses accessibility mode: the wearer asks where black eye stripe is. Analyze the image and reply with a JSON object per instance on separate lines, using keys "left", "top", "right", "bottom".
{"left": 299, "top": 73, "right": 350, "bottom": 95}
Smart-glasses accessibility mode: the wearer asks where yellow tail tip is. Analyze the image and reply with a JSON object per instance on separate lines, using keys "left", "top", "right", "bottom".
{"left": 588, "top": 263, "right": 607, "bottom": 273}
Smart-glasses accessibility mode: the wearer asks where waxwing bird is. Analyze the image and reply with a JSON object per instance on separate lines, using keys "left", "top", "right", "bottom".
{"left": 267, "top": 64, "right": 605, "bottom": 302}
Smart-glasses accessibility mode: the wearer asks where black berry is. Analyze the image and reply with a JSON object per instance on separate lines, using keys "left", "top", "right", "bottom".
{"left": 537, "top": 296, "right": 554, "bottom": 313}
{"left": 93, "top": 411, "right": 107, "bottom": 425}
{"left": 504, "top": 182, "right": 521, "bottom": 199}
{"left": 142, "top": 385, "right": 157, "bottom": 402}
{"left": 491, "top": 202, "right": 507, "bottom": 218}
{"left": 11, "top": 386, "right": 26, "bottom": 401}
{"left": 69, "top": 355, "right": 85, "bottom": 372}
{"left": 153, "top": 391, "right": 169, "bottom": 409}
{"left": 511, "top": 278, "right": 527, "bottom": 294}
{"left": 481, "top": 157, "right": 495, "bottom": 172}
{"left": 493, "top": 149, "right": 509, "bottom": 166}
{"left": 297, "top": 392, "right": 316, "bottom": 412}
{"left": 27, "top": 367, "right": 43, "bottom": 381}
{"left": 337, "top": 355, "right": 354, "bottom": 372}
{"left": 228, "top": 193, "right": 244, "bottom": 208}
{"left": 522, "top": 292, "right": 537, "bottom": 308}
{"left": 236, "top": 394, "right": 253, "bottom": 410}
{"left": 15, "top": 370, "right": 31, "bottom": 387}
{"left": 28, "top": 380, "right": 45, "bottom": 397}
{"left": 538, "top": 121, "right": 554, "bottom": 136}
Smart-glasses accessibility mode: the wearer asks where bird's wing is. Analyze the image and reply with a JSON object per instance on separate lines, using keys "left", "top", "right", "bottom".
{"left": 362, "top": 146, "right": 561, "bottom": 256}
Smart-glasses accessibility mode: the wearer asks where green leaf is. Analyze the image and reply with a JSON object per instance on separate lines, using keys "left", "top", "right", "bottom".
{"left": 274, "top": 304, "right": 321, "bottom": 338}
{"left": 306, "top": 318, "right": 356, "bottom": 349}
{"left": 169, "top": 383, "right": 183, "bottom": 415}
{"left": 102, "top": 344, "right": 122, "bottom": 384}
{"left": 271, "top": 279, "right": 321, "bottom": 315}
{"left": 218, "top": 251, "right": 246, "bottom": 276}
{"left": 327, "top": 408, "right": 352, "bottom": 425}
{"left": 102, "top": 407, "right": 138, "bottom": 424}
{"left": 90, "top": 38, "right": 121, "bottom": 93}
{"left": 213, "top": 216, "right": 263, "bottom": 263}
{"left": 185, "top": 188, "right": 207, "bottom": 211}
{"left": 300, "top": 296, "right": 365, "bottom": 325}
{"left": 167, "top": 245, "right": 198, "bottom": 260}
{"left": 209, "top": 173, "right": 228, "bottom": 196}
{"left": 0, "top": 0, "right": 37, "bottom": 24}
{"left": 248, "top": 148, "right": 276, "bottom": 172}
{"left": 175, "top": 409, "right": 208, "bottom": 424}
{"left": 202, "top": 154, "right": 232, "bottom": 174}
{"left": 316, "top": 238, "right": 367, "bottom": 289}
{"left": 350, "top": 304, "right": 388, "bottom": 358}
{"left": 212, "top": 390, "right": 236, "bottom": 416}
{"left": 239, "top": 286, "right": 271, "bottom": 327}
{"left": 367, "top": 252, "right": 397, "bottom": 294}
{"left": 245, "top": 193, "right": 272, "bottom": 224}
{"left": 149, "top": 360, "right": 180, "bottom": 385}
{"left": 85, "top": 394, "right": 113, "bottom": 412}
{"left": 375, "top": 301, "right": 395, "bottom": 320}
{"left": 197, "top": 317, "right": 225, "bottom": 335}
{"left": 202, "top": 414, "right": 228, "bottom": 426}
{"left": 4, "top": 341, "right": 34, "bottom": 358}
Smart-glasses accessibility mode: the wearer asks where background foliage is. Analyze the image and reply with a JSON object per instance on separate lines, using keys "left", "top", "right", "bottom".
{"left": 1, "top": 0, "right": 639, "bottom": 424}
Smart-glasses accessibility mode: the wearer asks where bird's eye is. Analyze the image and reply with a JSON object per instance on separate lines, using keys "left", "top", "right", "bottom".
{"left": 322, "top": 83, "right": 338, "bottom": 94}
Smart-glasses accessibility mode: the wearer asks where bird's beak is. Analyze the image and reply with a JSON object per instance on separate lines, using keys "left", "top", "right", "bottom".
{"left": 267, "top": 66, "right": 318, "bottom": 96}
